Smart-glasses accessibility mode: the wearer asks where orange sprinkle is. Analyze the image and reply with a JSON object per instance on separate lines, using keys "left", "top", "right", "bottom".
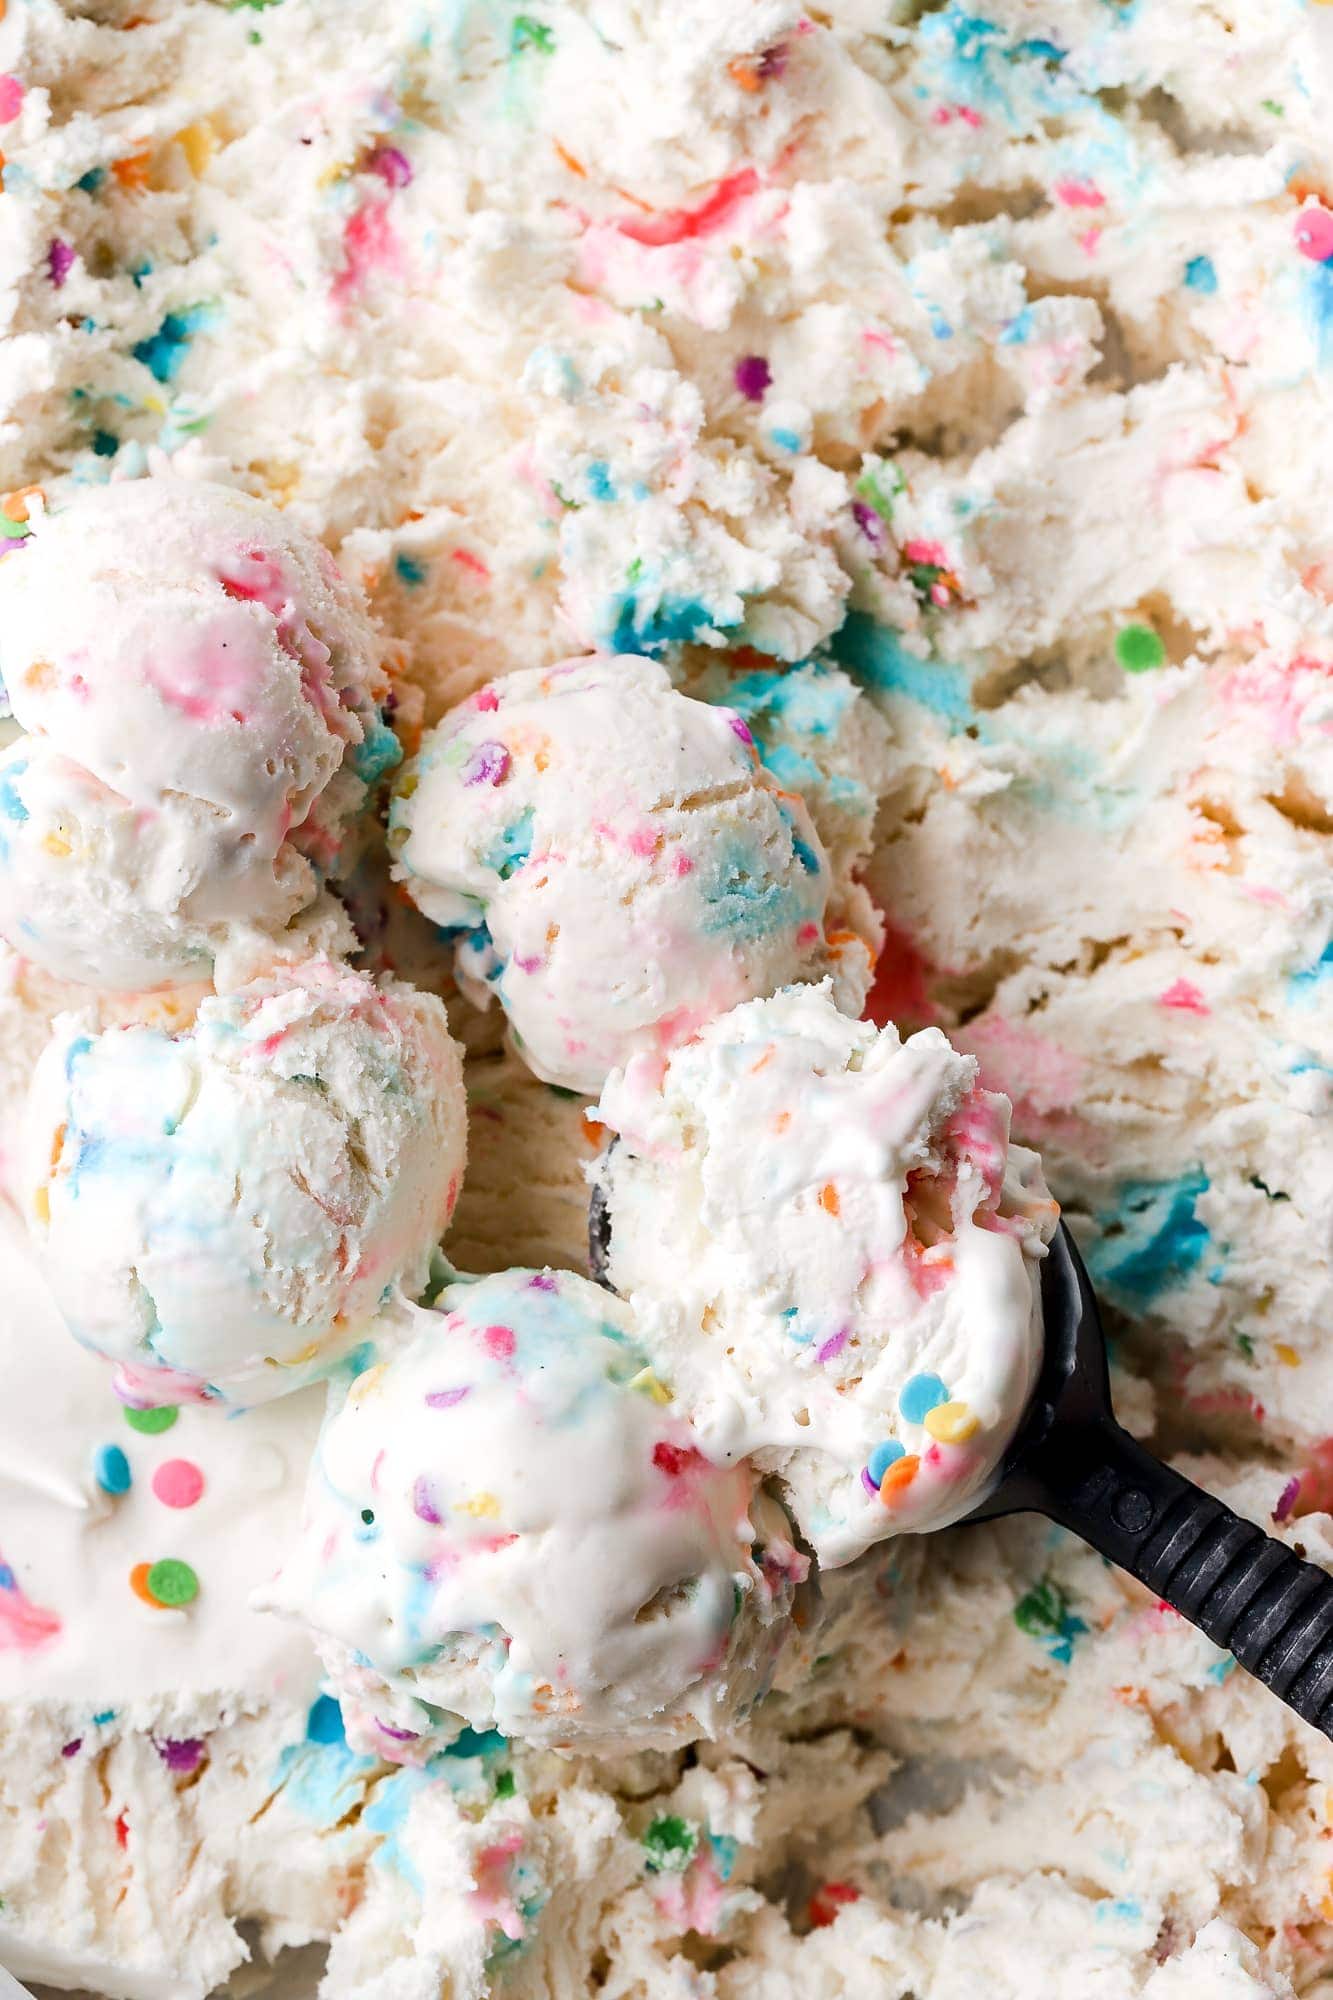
{"left": 772, "top": 1110, "right": 791, "bottom": 1134}
{"left": 112, "top": 146, "right": 153, "bottom": 190}
{"left": 728, "top": 59, "right": 762, "bottom": 92}
{"left": 825, "top": 928, "right": 860, "bottom": 949}
{"left": 878, "top": 1454, "right": 920, "bottom": 1501}
{"left": 534, "top": 748, "right": 550, "bottom": 772}
{"left": 129, "top": 1562, "right": 158, "bottom": 1606}
{"left": 747, "top": 1048, "right": 775, "bottom": 1075}
{"left": 819, "top": 1184, "right": 840, "bottom": 1217}
{"left": 583, "top": 1114, "right": 609, "bottom": 1152}
{"left": 553, "top": 140, "right": 586, "bottom": 178}
{"left": 1276, "top": 1343, "right": 1301, "bottom": 1367}
{"left": 48, "top": 1122, "right": 65, "bottom": 1172}
{"left": 1, "top": 485, "right": 41, "bottom": 522}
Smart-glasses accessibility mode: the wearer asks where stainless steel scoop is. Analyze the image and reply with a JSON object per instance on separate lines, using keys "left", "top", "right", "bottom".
{"left": 590, "top": 1183, "right": 1333, "bottom": 1738}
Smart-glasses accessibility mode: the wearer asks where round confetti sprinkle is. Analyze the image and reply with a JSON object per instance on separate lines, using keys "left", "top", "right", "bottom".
{"left": 146, "top": 1559, "right": 200, "bottom": 1609}
{"left": 1114, "top": 623, "right": 1165, "bottom": 673}
{"left": 94, "top": 1444, "right": 132, "bottom": 1495}
{"left": 124, "top": 1404, "right": 178, "bottom": 1436}
{"left": 1294, "top": 206, "right": 1333, "bottom": 263}
{"left": 898, "top": 1373, "right": 949, "bottom": 1424}
{"left": 923, "top": 1400, "right": 979, "bottom": 1444}
{"left": 866, "top": 1440, "right": 907, "bottom": 1486}
{"left": 128, "top": 1562, "right": 157, "bottom": 1606}
{"left": 877, "top": 1454, "right": 921, "bottom": 1502}
{"left": 152, "top": 1459, "right": 204, "bottom": 1509}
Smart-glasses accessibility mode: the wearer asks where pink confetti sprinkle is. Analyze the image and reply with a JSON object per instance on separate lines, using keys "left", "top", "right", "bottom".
{"left": 61, "top": 1738, "right": 82, "bottom": 1758}
{"left": 851, "top": 500, "right": 884, "bottom": 546}
{"left": 366, "top": 145, "right": 413, "bottom": 188}
{"left": 724, "top": 709, "right": 755, "bottom": 746}
{"left": 463, "top": 740, "right": 511, "bottom": 787}
{"left": 412, "top": 1475, "right": 443, "bottom": 1524}
{"left": 734, "top": 354, "right": 771, "bottom": 401}
{"left": 1159, "top": 978, "right": 1208, "bottom": 1015}
{"left": 1294, "top": 206, "right": 1333, "bottom": 264}
{"left": 1054, "top": 177, "right": 1105, "bottom": 209}
{"left": 527, "top": 1273, "right": 557, "bottom": 1292}
{"left": 426, "top": 1386, "right": 471, "bottom": 1408}
{"left": 47, "top": 239, "right": 75, "bottom": 288}
{"left": 1274, "top": 1476, "right": 1301, "bottom": 1523}
{"left": 474, "top": 685, "right": 500, "bottom": 712}
{"left": 483, "top": 1324, "right": 516, "bottom": 1360}
{"left": 815, "top": 1328, "right": 850, "bottom": 1364}
{"left": 151, "top": 1459, "right": 204, "bottom": 1510}
{"left": 0, "top": 76, "right": 24, "bottom": 124}
{"left": 614, "top": 166, "right": 760, "bottom": 249}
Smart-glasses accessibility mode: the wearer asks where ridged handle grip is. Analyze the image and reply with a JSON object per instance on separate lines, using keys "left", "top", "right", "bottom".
{"left": 1030, "top": 1417, "right": 1333, "bottom": 1736}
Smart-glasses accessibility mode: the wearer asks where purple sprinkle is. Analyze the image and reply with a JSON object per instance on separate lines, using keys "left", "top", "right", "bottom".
{"left": 860, "top": 1467, "right": 879, "bottom": 1498}
{"left": 462, "top": 740, "right": 511, "bottom": 787}
{"left": 815, "top": 1328, "right": 850, "bottom": 1365}
{"left": 511, "top": 951, "right": 544, "bottom": 974}
{"left": 757, "top": 44, "right": 788, "bottom": 79}
{"left": 61, "top": 1738, "right": 83, "bottom": 1759}
{"left": 378, "top": 1722, "right": 419, "bottom": 1742}
{"left": 412, "top": 1474, "right": 443, "bottom": 1524}
{"left": 851, "top": 500, "right": 885, "bottom": 546}
{"left": 48, "top": 238, "right": 75, "bottom": 289}
{"left": 0, "top": 537, "right": 27, "bottom": 556}
{"left": 155, "top": 1737, "right": 205, "bottom": 1773}
{"left": 1274, "top": 1476, "right": 1301, "bottom": 1524}
{"left": 724, "top": 710, "right": 755, "bottom": 747}
{"left": 734, "top": 354, "right": 772, "bottom": 402}
{"left": 367, "top": 146, "right": 413, "bottom": 188}
{"left": 426, "top": 1385, "right": 470, "bottom": 1409}
{"left": 528, "top": 1273, "right": 557, "bottom": 1293}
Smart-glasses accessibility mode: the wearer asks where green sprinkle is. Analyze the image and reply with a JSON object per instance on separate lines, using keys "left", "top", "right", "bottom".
{"left": 1261, "top": 99, "right": 1283, "bottom": 117}
{"left": 146, "top": 1559, "right": 199, "bottom": 1608}
{"left": 1013, "top": 1576, "right": 1073, "bottom": 1638}
{"left": 642, "top": 1814, "right": 697, "bottom": 1874}
{"left": 1115, "top": 623, "right": 1165, "bottom": 673}
{"left": 854, "top": 461, "right": 905, "bottom": 523}
{"left": 1237, "top": 1333, "right": 1256, "bottom": 1361}
{"left": 494, "top": 1770, "right": 516, "bottom": 1799}
{"left": 511, "top": 14, "right": 555, "bottom": 54}
{"left": 125, "top": 1405, "right": 178, "bottom": 1435}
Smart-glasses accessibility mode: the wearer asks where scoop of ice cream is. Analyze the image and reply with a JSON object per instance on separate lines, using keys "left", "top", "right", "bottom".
{"left": 388, "top": 655, "right": 869, "bottom": 1092}
{"left": 0, "top": 478, "right": 400, "bottom": 987}
{"left": 21, "top": 957, "right": 466, "bottom": 1407}
{"left": 262, "top": 1267, "right": 806, "bottom": 1755}
{"left": 594, "top": 984, "right": 1058, "bottom": 1566}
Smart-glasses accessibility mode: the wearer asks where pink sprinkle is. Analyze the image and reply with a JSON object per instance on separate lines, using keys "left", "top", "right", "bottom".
{"left": 483, "top": 1324, "right": 516, "bottom": 1359}
{"left": 815, "top": 1328, "right": 850, "bottom": 1364}
{"left": 451, "top": 548, "right": 491, "bottom": 580}
{"left": 734, "top": 354, "right": 771, "bottom": 401}
{"left": 797, "top": 922, "right": 819, "bottom": 945}
{"left": 331, "top": 197, "right": 401, "bottom": 310}
{"left": 426, "top": 1386, "right": 470, "bottom": 1408}
{"left": 0, "top": 76, "right": 24, "bottom": 124}
{"left": 860, "top": 1467, "right": 879, "bottom": 1497}
{"left": 412, "top": 1475, "right": 443, "bottom": 1524}
{"left": 1159, "top": 978, "right": 1208, "bottom": 1015}
{"left": 902, "top": 538, "right": 948, "bottom": 567}
{"left": 1274, "top": 1476, "right": 1301, "bottom": 1523}
{"left": 851, "top": 501, "right": 884, "bottom": 546}
{"left": 152, "top": 1459, "right": 204, "bottom": 1510}
{"left": 366, "top": 145, "right": 413, "bottom": 188}
{"left": 47, "top": 239, "right": 75, "bottom": 289}
{"left": 463, "top": 740, "right": 511, "bottom": 787}
{"left": 378, "top": 1722, "right": 419, "bottom": 1742}
{"left": 614, "top": 166, "right": 760, "bottom": 248}
{"left": 673, "top": 852, "right": 694, "bottom": 877}
{"left": 724, "top": 710, "right": 755, "bottom": 747}
{"left": 61, "top": 1739, "right": 82, "bottom": 1758}
{"left": 1076, "top": 225, "right": 1103, "bottom": 257}
{"left": 1294, "top": 207, "right": 1333, "bottom": 264}
{"left": 1054, "top": 177, "right": 1105, "bottom": 209}
{"left": 528, "top": 1273, "right": 557, "bottom": 1292}
{"left": 474, "top": 686, "right": 500, "bottom": 712}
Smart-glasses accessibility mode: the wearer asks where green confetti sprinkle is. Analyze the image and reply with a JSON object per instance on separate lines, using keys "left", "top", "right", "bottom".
{"left": 854, "top": 461, "right": 906, "bottom": 524}
{"left": 124, "top": 1405, "right": 178, "bottom": 1436}
{"left": 146, "top": 1559, "right": 199, "bottom": 1608}
{"left": 1114, "top": 623, "right": 1166, "bottom": 673}
{"left": 1261, "top": 99, "right": 1283, "bottom": 116}
{"left": 1237, "top": 1333, "right": 1256, "bottom": 1361}
{"left": 494, "top": 1770, "right": 516, "bottom": 1799}
{"left": 642, "top": 1814, "right": 697, "bottom": 1874}
{"left": 511, "top": 14, "right": 555, "bottom": 54}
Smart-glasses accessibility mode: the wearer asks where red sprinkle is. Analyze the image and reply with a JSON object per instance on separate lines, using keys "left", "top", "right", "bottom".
{"left": 808, "top": 1881, "right": 860, "bottom": 1929}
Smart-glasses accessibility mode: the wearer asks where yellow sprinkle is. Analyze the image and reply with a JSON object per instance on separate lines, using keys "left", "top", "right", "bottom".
{"left": 347, "top": 1361, "right": 387, "bottom": 1405}
{"left": 457, "top": 1491, "right": 501, "bottom": 1519}
{"left": 318, "top": 160, "right": 351, "bottom": 189}
{"left": 32, "top": 1186, "right": 49, "bottom": 1226}
{"left": 143, "top": 395, "right": 166, "bottom": 417}
{"left": 42, "top": 831, "right": 72, "bottom": 858}
{"left": 924, "top": 1400, "right": 979, "bottom": 1444}
{"left": 175, "top": 120, "right": 220, "bottom": 176}
{"left": 628, "top": 1367, "right": 673, "bottom": 1405}
{"left": 1275, "top": 1343, "right": 1301, "bottom": 1367}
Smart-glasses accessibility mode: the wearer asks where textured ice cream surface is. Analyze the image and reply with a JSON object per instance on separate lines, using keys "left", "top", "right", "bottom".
{"left": 0, "top": 477, "right": 399, "bottom": 989}
{"left": 595, "top": 983, "right": 1056, "bottom": 1566}
{"left": 20, "top": 956, "right": 466, "bottom": 1408}
{"left": 388, "top": 654, "right": 872, "bottom": 1092}
{"left": 263, "top": 1266, "right": 807, "bottom": 1756}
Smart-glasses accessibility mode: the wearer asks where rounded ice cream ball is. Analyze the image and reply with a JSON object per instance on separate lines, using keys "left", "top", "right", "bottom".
{"left": 388, "top": 655, "right": 870, "bottom": 1093}
{"left": 0, "top": 477, "right": 400, "bottom": 987}
{"left": 21, "top": 957, "right": 466, "bottom": 1407}
{"left": 593, "top": 983, "right": 1059, "bottom": 1567}
{"left": 261, "top": 1267, "right": 806, "bottom": 1756}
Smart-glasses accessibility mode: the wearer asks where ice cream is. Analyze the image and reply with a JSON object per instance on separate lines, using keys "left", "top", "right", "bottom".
{"left": 594, "top": 984, "right": 1057, "bottom": 1566}
{"left": 0, "top": 478, "right": 400, "bottom": 989}
{"left": 263, "top": 1266, "right": 806, "bottom": 1756}
{"left": 20, "top": 957, "right": 466, "bottom": 1408}
{"left": 388, "top": 655, "right": 872, "bottom": 1091}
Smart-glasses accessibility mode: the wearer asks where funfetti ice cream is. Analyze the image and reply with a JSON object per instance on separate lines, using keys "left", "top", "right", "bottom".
{"left": 262, "top": 1266, "right": 807, "bottom": 1757}
{"left": 0, "top": 477, "right": 400, "bottom": 989}
{"left": 595, "top": 983, "right": 1058, "bottom": 1566}
{"left": 21, "top": 957, "right": 466, "bottom": 1408}
{"left": 388, "top": 655, "right": 872, "bottom": 1092}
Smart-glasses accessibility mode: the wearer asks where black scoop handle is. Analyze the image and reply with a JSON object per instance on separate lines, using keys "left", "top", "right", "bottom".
{"left": 1022, "top": 1413, "right": 1333, "bottom": 1734}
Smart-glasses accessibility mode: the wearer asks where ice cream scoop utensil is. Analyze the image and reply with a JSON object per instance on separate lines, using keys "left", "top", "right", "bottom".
{"left": 968, "top": 1223, "right": 1333, "bottom": 1738}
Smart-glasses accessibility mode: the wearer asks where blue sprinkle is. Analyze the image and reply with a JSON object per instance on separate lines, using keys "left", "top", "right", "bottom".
{"left": 444, "top": 1726, "right": 507, "bottom": 1758}
{"left": 0, "top": 1565, "right": 15, "bottom": 1591}
{"left": 132, "top": 310, "right": 199, "bottom": 385}
{"left": 0, "top": 762, "right": 29, "bottom": 824}
{"left": 999, "top": 304, "right": 1034, "bottom": 344}
{"left": 1306, "top": 259, "right": 1333, "bottom": 369}
{"left": 91, "top": 430, "right": 119, "bottom": 458}
{"left": 483, "top": 806, "right": 534, "bottom": 881}
{"left": 306, "top": 1695, "right": 347, "bottom": 1745}
{"left": 608, "top": 593, "right": 723, "bottom": 657}
{"left": 1183, "top": 254, "right": 1217, "bottom": 295}
{"left": 867, "top": 1440, "right": 906, "bottom": 1484}
{"left": 94, "top": 1444, "right": 132, "bottom": 1495}
{"left": 1096, "top": 1898, "right": 1142, "bottom": 1924}
{"left": 709, "top": 1833, "right": 740, "bottom": 1881}
{"left": 350, "top": 716, "right": 403, "bottom": 787}
{"left": 899, "top": 1373, "right": 949, "bottom": 1424}
{"left": 93, "top": 1709, "right": 116, "bottom": 1726}
{"left": 585, "top": 459, "right": 616, "bottom": 501}
{"left": 76, "top": 168, "right": 106, "bottom": 194}
{"left": 1089, "top": 1170, "right": 1211, "bottom": 1305}
{"left": 832, "top": 613, "right": 975, "bottom": 730}
{"left": 394, "top": 552, "right": 426, "bottom": 587}
{"left": 1289, "top": 938, "right": 1333, "bottom": 1007}
{"left": 769, "top": 427, "right": 802, "bottom": 453}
